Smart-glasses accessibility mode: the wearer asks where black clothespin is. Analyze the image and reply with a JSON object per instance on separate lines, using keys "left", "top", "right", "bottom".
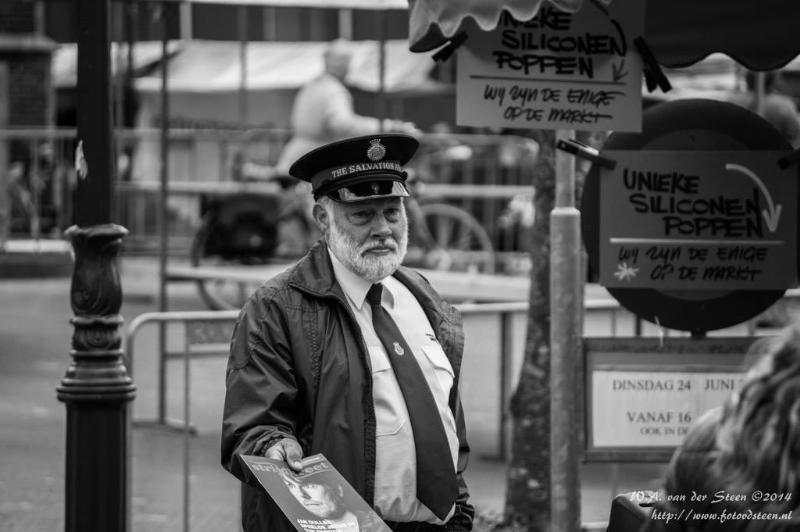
{"left": 634, "top": 36, "right": 671, "bottom": 94}
{"left": 432, "top": 31, "right": 468, "bottom": 63}
{"left": 556, "top": 138, "right": 617, "bottom": 170}
{"left": 778, "top": 148, "right": 800, "bottom": 169}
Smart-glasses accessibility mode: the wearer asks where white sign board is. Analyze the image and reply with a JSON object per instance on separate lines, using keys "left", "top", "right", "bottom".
{"left": 456, "top": 0, "right": 644, "bottom": 131}
{"left": 591, "top": 370, "right": 744, "bottom": 447}
{"left": 584, "top": 338, "right": 752, "bottom": 458}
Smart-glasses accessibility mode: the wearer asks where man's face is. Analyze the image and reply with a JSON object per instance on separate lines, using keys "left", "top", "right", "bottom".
{"left": 321, "top": 197, "right": 408, "bottom": 283}
{"left": 287, "top": 482, "right": 340, "bottom": 518}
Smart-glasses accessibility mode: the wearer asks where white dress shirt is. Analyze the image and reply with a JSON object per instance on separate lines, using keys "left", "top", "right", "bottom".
{"left": 328, "top": 250, "right": 459, "bottom": 523}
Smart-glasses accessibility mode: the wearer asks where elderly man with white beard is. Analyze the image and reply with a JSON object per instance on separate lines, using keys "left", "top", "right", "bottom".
{"left": 221, "top": 134, "right": 474, "bottom": 532}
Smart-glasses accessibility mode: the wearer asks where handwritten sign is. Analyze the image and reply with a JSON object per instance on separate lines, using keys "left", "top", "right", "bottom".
{"left": 599, "top": 150, "right": 797, "bottom": 290}
{"left": 456, "top": 0, "right": 643, "bottom": 131}
{"left": 585, "top": 338, "right": 751, "bottom": 458}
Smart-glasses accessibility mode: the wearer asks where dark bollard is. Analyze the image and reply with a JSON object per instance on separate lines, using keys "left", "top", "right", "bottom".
{"left": 57, "top": 224, "right": 135, "bottom": 532}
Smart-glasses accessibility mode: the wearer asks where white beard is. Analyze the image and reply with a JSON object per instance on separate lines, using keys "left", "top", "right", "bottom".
{"left": 327, "top": 211, "right": 408, "bottom": 283}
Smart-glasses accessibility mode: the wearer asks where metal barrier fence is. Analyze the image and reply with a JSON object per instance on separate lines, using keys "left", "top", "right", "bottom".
{"left": 121, "top": 296, "right": 680, "bottom": 532}
{"left": 125, "top": 309, "right": 239, "bottom": 532}
{"left": 124, "top": 302, "right": 529, "bottom": 532}
{"left": 0, "top": 127, "right": 536, "bottom": 272}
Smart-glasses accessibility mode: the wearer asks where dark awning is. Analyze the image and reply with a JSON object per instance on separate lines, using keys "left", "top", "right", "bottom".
{"left": 408, "top": 0, "right": 800, "bottom": 70}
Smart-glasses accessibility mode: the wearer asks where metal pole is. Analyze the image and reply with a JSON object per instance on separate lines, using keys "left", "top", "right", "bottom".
{"left": 73, "top": 0, "right": 115, "bottom": 224}
{"left": 58, "top": 2, "right": 135, "bottom": 531}
{"left": 158, "top": 1, "right": 170, "bottom": 423}
{"left": 238, "top": 6, "right": 249, "bottom": 126}
{"left": 550, "top": 129, "right": 582, "bottom": 532}
{"left": 0, "top": 64, "right": 7, "bottom": 247}
{"left": 338, "top": 8, "right": 353, "bottom": 40}
{"left": 376, "top": 10, "right": 386, "bottom": 128}
{"left": 183, "top": 342, "right": 191, "bottom": 532}
{"left": 755, "top": 71, "right": 766, "bottom": 116}
{"left": 498, "top": 311, "right": 510, "bottom": 461}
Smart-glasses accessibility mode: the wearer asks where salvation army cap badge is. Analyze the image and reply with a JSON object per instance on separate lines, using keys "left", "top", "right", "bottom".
{"left": 367, "top": 138, "right": 386, "bottom": 161}
{"left": 392, "top": 342, "right": 405, "bottom": 356}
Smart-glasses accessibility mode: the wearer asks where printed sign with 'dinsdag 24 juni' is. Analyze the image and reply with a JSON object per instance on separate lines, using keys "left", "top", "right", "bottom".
{"left": 599, "top": 150, "right": 797, "bottom": 290}
{"left": 456, "top": 0, "right": 643, "bottom": 132}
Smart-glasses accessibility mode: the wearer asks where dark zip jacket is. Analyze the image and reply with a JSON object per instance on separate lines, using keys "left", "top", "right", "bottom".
{"left": 221, "top": 241, "right": 474, "bottom": 531}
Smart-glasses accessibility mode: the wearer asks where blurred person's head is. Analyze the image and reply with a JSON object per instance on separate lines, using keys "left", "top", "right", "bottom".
{"left": 323, "top": 39, "right": 352, "bottom": 81}
{"left": 714, "top": 325, "right": 800, "bottom": 512}
{"left": 647, "top": 408, "right": 724, "bottom": 532}
{"left": 664, "top": 407, "right": 723, "bottom": 502}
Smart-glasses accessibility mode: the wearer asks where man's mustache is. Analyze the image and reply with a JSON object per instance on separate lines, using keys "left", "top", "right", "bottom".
{"left": 360, "top": 240, "right": 398, "bottom": 253}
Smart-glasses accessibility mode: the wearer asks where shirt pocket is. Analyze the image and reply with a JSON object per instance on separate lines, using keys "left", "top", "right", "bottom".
{"left": 367, "top": 346, "right": 406, "bottom": 437}
{"left": 421, "top": 344, "right": 455, "bottom": 399}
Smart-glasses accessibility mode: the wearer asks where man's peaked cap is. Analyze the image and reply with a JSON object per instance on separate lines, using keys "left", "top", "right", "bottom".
{"left": 289, "top": 133, "right": 419, "bottom": 202}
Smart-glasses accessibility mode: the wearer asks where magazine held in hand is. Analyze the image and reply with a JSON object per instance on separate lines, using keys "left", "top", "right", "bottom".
{"left": 240, "top": 453, "right": 392, "bottom": 532}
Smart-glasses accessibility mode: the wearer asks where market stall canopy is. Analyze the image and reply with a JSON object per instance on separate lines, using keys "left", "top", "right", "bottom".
{"left": 51, "top": 41, "right": 181, "bottom": 89}
{"left": 131, "top": 39, "right": 441, "bottom": 93}
{"left": 408, "top": 0, "right": 800, "bottom": 70}
{"left": 182, "top": 0, "right": 405, "bottom": 7}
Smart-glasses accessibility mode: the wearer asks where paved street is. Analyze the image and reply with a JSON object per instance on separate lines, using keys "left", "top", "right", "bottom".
{"left": 0, "top": 255, "right": 668, "bottom": 531}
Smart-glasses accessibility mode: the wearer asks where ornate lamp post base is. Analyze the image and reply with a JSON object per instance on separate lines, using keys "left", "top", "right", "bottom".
{"left": 57, "top": 224, "right": 136, "bottom": 532}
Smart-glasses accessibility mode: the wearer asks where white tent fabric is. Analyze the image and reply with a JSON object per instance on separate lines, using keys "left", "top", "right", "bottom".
{"left": 408, "top": 0, "right": 609, "bottom": 52}
{"left": 133, "top": 39, "right": 440, "bottom": 93}
{"left": 51, "top": 41, "right": 181, "bottom": 89}
{"left": 184, "top": 0, "right": 407, "bottom": 7}
{"left": 407, "top": 0, "right": 800, "bottom": 70}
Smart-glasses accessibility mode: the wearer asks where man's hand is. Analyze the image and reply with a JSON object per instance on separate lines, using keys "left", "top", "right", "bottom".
{"left": 264, "top": 438, "right": 304, "bottom": 472}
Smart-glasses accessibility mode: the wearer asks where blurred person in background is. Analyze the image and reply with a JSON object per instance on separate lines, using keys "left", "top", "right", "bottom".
{"left": 272, "top": 38, "right": 418, "bottom": 257}
{"left": 275, "top": 38, "right": 418, "bottom": 173}
{"left": 711, "top": 327, "right": 800, "bottom": 528}
{"left": 632, "top": 327, "right": 800, "bottom": 532}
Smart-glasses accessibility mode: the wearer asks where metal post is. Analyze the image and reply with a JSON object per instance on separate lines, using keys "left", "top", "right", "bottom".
{"left": 0, "top": 64, "right": 7, "bottom": 247}
{"left": 755, "top": 71, "right": 766, "bottom": 116}
{"left": 158, "top": 1, "right": 170, "bottom": 423}
{"left": 59, "top": 226, "right": 135, "bottom": 532}
{"left": 338, "top": 8, "right": 353, "bottom": 40}
{"left": 58, "top": 1, "right": 135, "bottom": 531}
{"left": 550, "top": 129, "right": 582, "bottom": 532}
{"left": 73, "top": 0, "right": 115, "bottom": 224}
{"left": 183, "top": 341, "right": 191, "bottom": 532}
{"left": 376, "top": 10, "right": 386, "bottom": 128}
{"left": 237, "top": 5, "right": 249, "bottom": 126}
{"left": 498, "top": 310, "right": 510, "bottom": 461}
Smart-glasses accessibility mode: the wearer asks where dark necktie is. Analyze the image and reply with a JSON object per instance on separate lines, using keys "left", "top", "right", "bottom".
{"left": 366, "top": 283, "right": 457, "bottom": 520}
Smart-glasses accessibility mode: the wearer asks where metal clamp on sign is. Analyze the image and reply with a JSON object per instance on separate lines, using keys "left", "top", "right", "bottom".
{"left": 432, "top": 31, "right": 468, "bottom": 62}
{"left": 556, "top": 138, "right": 617, "bottom": 170}
{"left": 634, "top": 36, "right": 672, "bottom": 94}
